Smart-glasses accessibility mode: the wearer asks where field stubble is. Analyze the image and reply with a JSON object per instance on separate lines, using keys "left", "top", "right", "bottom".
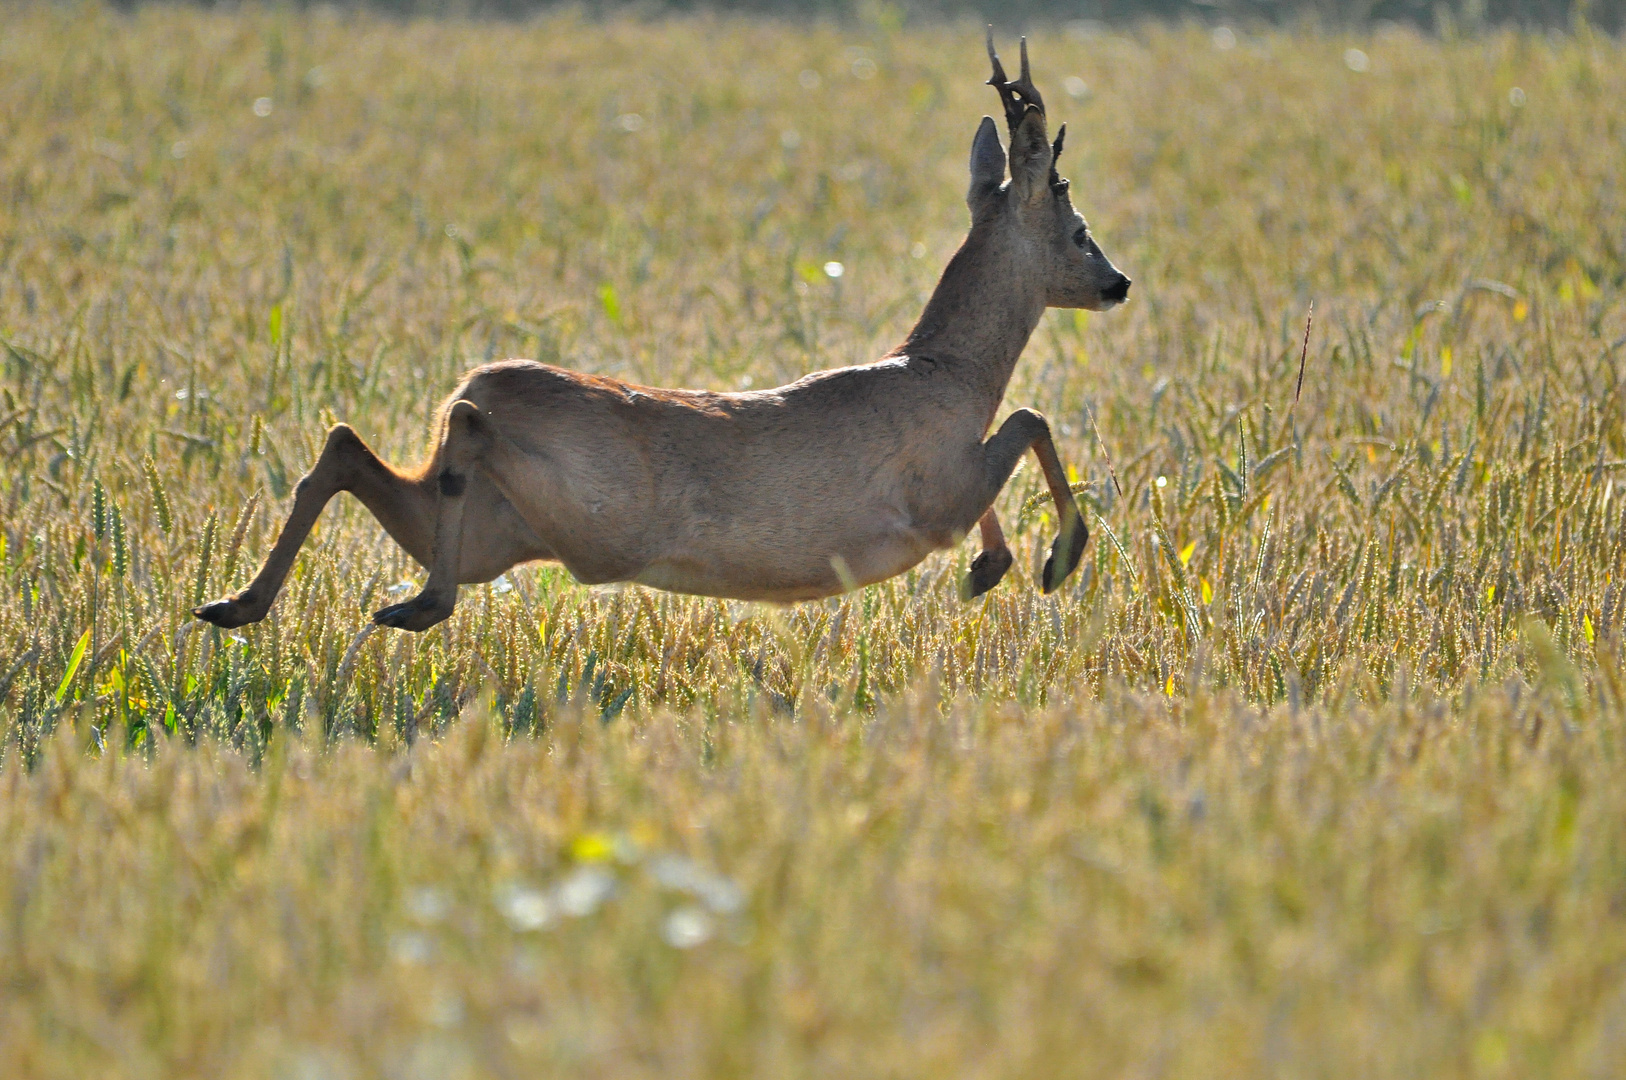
{"left": 2, "top": 6, "right": 1626, "bottom": 1077}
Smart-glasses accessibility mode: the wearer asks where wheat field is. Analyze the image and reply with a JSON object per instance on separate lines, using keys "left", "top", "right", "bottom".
{"left": 2, "top": 5, "right": 1625, "bottom": 1077}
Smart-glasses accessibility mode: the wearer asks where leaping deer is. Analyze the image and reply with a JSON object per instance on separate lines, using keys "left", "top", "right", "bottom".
{"left": 195, "top": 32, "right": 1130, "bottom": 633}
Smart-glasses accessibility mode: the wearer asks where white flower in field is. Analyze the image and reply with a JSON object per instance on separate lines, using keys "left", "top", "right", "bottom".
{"left": 1344, "top": 49, "right": 1370, "bottom": 73}
{"left": 495, "top": 884, "right": 555, "bottom": 931}
{"left": 554, "top": 867, "right": 616, "bottom": 917}
{"left": 490, "top": 574, "right": 514, "bottom": 595}
{"left": 910, "top": 242, "right": 926, "bottom": 259}
{"left": 388, "top": 581, "right": 414, "bottom": 595}
{"left": 390, "top": 931, "right": 433, "bottom": 965}
{"left": 851, "top": 57, "right": 877, "bottom": 80}
{"left": 648, "top": 853, "right": 745, "bottom": 915}
{"left": 1509, "top": 87, "right": 1526, "bottom": 107}
{"left": 405, "top": 886, "right": 450, "bottom": 924}
{"left": 823, "top": 261, "right": 844, "bottom": 279}
{"left": 662, "top": 905, "right": 713, "bottom": 948}
{"left": 253, "top": 97, "right": 273, "bottom": 117}
{"left": 1211, "top": 28, "right": 1236, "bottom": 52}
{"left": 1064, "top": 75, "right": 1089, "bottom": 99}
{"left": 615, "top": 113, "right": 644, "bottom": 133}
{"left": 780, "top": 129, "right": 801, "bottom": 150}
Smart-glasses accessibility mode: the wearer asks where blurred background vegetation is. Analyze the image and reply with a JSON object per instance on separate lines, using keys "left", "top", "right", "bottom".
{"left": 104, "top": 0, "right": 1626, "bottom": 33}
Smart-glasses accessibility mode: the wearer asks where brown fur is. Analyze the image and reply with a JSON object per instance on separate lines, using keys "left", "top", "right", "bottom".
{"left": 195, "top": 34, "right": 1130, "bottom": 632}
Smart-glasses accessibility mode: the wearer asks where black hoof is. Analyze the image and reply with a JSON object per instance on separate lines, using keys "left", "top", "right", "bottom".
{"left": 1040, "top": 512, "right": 1089, "bottom": 594}
{"left": 960, "top": 548, "right": 1014, "bottom": 600}
{"left": 194, "top": 592, "right": 266, "bottom": 629}
{"left": 373, "top": 593, "right": 454, "bottom": 632}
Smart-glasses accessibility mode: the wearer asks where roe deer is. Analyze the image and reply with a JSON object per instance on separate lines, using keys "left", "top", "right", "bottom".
{"left": 195, "top": 32, "right": 1130, "bottom": 632}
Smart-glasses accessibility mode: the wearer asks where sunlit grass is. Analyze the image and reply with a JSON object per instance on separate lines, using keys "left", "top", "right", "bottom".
{"left": 1, "top": 5, "right": 1625, "bottom": 1076}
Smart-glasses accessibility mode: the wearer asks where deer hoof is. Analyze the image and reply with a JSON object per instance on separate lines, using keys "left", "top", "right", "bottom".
{"left": 194, "top": 591, "right": 267, "bottom": 629}
{"left": 960, "top": 547, "right": 1014, "bottom": 600}
{"left": 373, "top": 593, "right": 454, "bottom": 632}
{"left": 1040, "top": 513, "right": 1089, "bottom": 594}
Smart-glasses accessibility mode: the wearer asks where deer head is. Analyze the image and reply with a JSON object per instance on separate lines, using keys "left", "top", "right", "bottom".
{"left": 969, "top": 31, "right": 1131, "bottom": 312}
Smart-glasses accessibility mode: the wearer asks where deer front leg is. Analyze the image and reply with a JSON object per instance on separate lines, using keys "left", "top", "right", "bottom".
{"left": 195, "top": 425, "right": 434, "bottom": 628}
{"left": 373, "top": 400, "right": 486, "bottom": 632}
{"left": 976, "top": 408, "right": 1089, "bottom": 595}
{"left": 960, "top": 508, "right": 1015, "bottom": 600}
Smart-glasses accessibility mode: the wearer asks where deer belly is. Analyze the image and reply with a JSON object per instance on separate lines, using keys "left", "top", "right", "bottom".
{"left": 633, "top": 512, "right": 944, "bottom": 601}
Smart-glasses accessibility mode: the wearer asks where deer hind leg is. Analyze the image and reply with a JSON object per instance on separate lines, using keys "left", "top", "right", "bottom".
{"left": 195, "top": 425, "right": 434, "bottom": 629}
{"left": 960, "top": 508, "right": 1015, "bottom": 600}
{"left": 372, "top": 399, "right": 490, "bottom": 632}
{"left": 975, "top": 408, "right": 1088, "bottom": 595}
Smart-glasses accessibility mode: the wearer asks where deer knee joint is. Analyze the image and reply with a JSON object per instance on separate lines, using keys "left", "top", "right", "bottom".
{"left": 1013, "top": 407, "right": 1049, "bottom": 439}
{"left": 315, "top": 425, "right": 384, "bottom": 489}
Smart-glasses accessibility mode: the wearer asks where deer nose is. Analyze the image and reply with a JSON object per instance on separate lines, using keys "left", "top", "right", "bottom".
{"left": 1103, "top": 275, "right": 1131, "bottom": 303}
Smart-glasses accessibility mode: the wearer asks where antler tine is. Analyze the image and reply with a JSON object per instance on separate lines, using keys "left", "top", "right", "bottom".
{"left": 985, "top": 27, "right": 1042, "bottom": 133}
{"left": 1011, "top": 37, "right": 1045, "bottom": 116}
{"left": 985, "top": 25, "right": 1007, "bottom": 87}
{"left": 985, "top": 28, "right": 1046, "bottom": 131}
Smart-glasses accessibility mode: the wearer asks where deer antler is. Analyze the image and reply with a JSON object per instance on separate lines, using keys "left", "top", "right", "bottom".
{"left": 986, "top": 28, "right": 1045, "bottom": 135}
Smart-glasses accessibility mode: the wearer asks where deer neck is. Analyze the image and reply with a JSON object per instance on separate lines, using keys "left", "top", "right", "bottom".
{"left": 898, "top": 224, "right": 1047, "bottom": 404}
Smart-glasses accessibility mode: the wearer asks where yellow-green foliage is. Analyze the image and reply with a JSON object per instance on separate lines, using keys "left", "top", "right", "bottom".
{"left": 1, "top": 6, "right": 1625, "bottom": 1076}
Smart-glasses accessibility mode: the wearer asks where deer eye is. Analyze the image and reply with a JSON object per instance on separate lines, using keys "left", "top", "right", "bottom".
{"left": 1072, "top": 226, "right": 1089, "bottom": 247}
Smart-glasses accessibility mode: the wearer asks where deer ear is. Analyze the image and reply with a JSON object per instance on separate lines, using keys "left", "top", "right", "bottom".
{"left": 967, "top": 116, "right": 1006, "bottom": 211}
{"left": 1007, "top": 107, "right": 1053, "bottom": 204}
